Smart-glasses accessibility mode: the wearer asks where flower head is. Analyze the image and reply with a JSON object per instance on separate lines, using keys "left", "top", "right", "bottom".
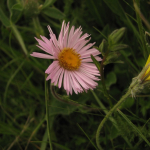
{"left": 143, "top": 55, "right": 150, "bottom": 81}
{"left": 129, "top": 55, "right": 150, "bottom": 97}
{"left": 30, "top": 21, "right": 101, "bottom": 95}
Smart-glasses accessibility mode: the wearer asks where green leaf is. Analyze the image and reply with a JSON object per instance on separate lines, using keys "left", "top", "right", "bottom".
{"left": 10, "top": 3, "right": 23, "bottom": 23}
{"left": 7, "top": 0, "right": 16, "bottom": 12}
{"left": 145, "top": 31, "right": 150, "bottom": 46}
{"left": 113, "top": 60, "right": 124, "bottom": 64}
{"left": 105, "top": 72, "right": 117, "bottom": 90}
{"left": 117, "top": 109, "right": 150, "bottom": 147}
{"left": 103, "top": 0, "right": 125, "bottom": 18}
{"left": 42, "top": 7, "right": 65, "bottom": 19}
{"left": 110, "top": 44, "right": 128, "bottom": 51}
{"left": 4, "top": 61, "right": 25, "bottom": 103}
{"left": 91, "top": 55, "right": 100, "bottom": 71}
{"left": 52, "top": 142, "right": 70, "bottom": 150}
{"left": 77, "top": 124, "right": 99, "bottom": 150}
{"left": 86, "top": 0, "right": 104, "bottom": 26}
{"left": 7, "top": 0, "right": 23, "bottom": 23}
{"left": 11, "top": 23, "right": 28, "bottom": 55}
{"left": 93, "top": 26, "right": 108, "bottom": 40}
{"left": 12, "top": 3, "right": 23, "bottom": 11}
{"left": 104, "top": 52, "right": 121, "bottom": 65}
{"left": 42, "top": 0, "right": 56, "bottom": 9}
{"left": 49, "top": 99, "right": 77, "bottom": 116}
{"left": 0, "top": 8, "right": 10, "bottom": 27}
{"left": 99, "top": 39, "right": 108, "bottom": 56}
{"left": 119, "top": 97, "right": 135, "bottom": 109}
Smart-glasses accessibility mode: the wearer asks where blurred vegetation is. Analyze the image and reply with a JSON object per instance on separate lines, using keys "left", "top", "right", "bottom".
{"left": 1, "top": 0, "right": 150, "bottom": 149}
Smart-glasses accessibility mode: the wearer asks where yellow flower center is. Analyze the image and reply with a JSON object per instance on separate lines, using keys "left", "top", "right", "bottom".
{"left": 58, "top": 48, "right": 81, "bottom": 70}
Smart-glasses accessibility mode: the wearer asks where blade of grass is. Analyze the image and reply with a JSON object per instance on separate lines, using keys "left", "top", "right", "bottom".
{"left": 40, "top": 128, "right": 48, "bottom": 150}
{"left": 11, "top": 23, "right": 28, "bottom": 55}
{"left": 7, "top": 117, "right": 31, "bottom": 150}
{"left": 117, "top": 109, "right": 150, "bottom": 146}
{"left": 45, "top": 75, "right": 53, "bottom": 150}
{"left": 25, "top": 117, "right": 46, "bottom": 150}
{"left": 91, "top": 90, "right": 133, "bottom": 148}
{"left": 93, "top": 26, "right": 108, "bottom": 40}
{"left": 133, "top": 0, "right": 148, "bottom": 58}
{"left": 77, "top": 123, "right": 100, "bottom": 150}
{"left": 4, "top": 60, "right": 25, "bottom": 104}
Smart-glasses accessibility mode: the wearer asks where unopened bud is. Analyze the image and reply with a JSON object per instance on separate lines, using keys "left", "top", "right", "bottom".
{"left": 108, "top": 27, "right": 126, "bottom": 45}
{"left": 109, "top": 44, "right": 128, "bottom": 51}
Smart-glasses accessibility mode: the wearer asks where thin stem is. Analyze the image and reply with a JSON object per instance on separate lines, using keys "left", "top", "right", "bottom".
{"left": 33, "top": 16, "right": 44, "bottom": 38}
{"left": 45, "top": 74, "right": 53, "bottom": 150}
{"left": 96, "top": 90, "right": 131, "bottom": 150}
{"left": 50, "top": 85, "right": 100, "bottom": 111}
{"left": 100, "top": 55, "right": 112, "bottom": 107}
{"left": 91, "top": 90, "right": 133, "bottom": 148}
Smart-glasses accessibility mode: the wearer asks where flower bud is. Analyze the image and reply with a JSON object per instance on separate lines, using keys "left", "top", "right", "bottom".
{"left": 109, "top": 44, "right": 128, "bottom": 52}
{"left": 108, "top": 27, "right": 126, "bottom": 45}
{"left": 129, "top": 55, "right": 150, "bottom": 97}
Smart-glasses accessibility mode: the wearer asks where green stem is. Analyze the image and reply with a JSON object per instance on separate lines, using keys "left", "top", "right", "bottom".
{"left": 91, "top": 90, "right": 133, "bottom": 148}
{"left": 45, "top": 74, "right": 53, "bottom": 150}
{"left": 96, "top": 90, "right": 131, "bottom": 150}
{"left": 50, "top": 85, "right": 100, "bottom": 111}
{"left": 100, "top": 55, "right": 112, "bottom": 107}
{"left": 33, "top": 16, "right": 44, "bottom": 38}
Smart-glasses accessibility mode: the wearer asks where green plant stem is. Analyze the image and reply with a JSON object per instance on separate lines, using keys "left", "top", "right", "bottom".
{"left": 45, "top": 74, "right": 53, "bottom": 150}
{"left": 96, "top": 89, "right": 131, "bottom": 150}
{"left": 133, "top": 0, "right": 148, "bottom": 58}
{"left": 91, "top": 90, "right": 133, "bottom": 148}
{"left": 50, "top": 85, "right": 100, "bottom": 111}
{"left": 100, "top": 55, "right": 112, "bottom": 107}
{"left": 33, "top": 16, "right": 44, "bottom": 38}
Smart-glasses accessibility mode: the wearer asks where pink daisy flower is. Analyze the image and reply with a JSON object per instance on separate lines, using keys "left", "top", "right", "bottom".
{"left": 30, "top": 21, "right": 102, "bottom": 95}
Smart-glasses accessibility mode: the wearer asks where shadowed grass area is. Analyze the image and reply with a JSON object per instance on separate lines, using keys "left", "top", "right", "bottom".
{"left": 1, "top": 0, "right": 150, "bottom": 149}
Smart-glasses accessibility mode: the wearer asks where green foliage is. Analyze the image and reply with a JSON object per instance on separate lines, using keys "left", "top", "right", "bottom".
{"left": 1, "top": 0, "right": 150, "bottom": 149}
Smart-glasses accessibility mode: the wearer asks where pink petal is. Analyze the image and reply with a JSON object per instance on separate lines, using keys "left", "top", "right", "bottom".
{"left": 73, "top": 38, "right": 91, "bottom": 52}
{"left": 45, "top": 61, "right": 58, "bottom": 74}
{"left": 62, "top": 23, "right": 70, "bottom": 49}
{"left": 58, "top": 21, "right": 65, "bottom": 49}
{"left": 82, "top": 56, "right": 102, "bottom": 62}
{"left": 63, "top": 70, "right": 67, "bottom": 90}
{"left": 68, "top": 27, "right": 82, "bottom": 48}
{"left": 67, "top": 26, "right": 75, "bottom": 47}
{"left": 48, "top": 64, "right": 60, "bottom": 80}
{"left": 81, "top": 49, "right": 100, "bottom": 58}
{"left": 35, "top": 37, "right": 54, "bottom": 55}
{"left": 58, "top": 68, "right": 64, "bottom": 88}
{"left": 75, "top": 70, "right": 97, "bottom": 87}
{"left": 81, "top": 64, "right": 100, "bottom": 75}
{"left": 78, "top": 43, "right": 95, "bottom": 54}
{"left": 30, "top": 52, "right": 54, "bottom": 59}
{"left": 70, "top": 72, "right": 83, "bottom": 93}
{"left": 72, "top": 71, "right": 89, "bottom": 90}
{"left": 79, "top": 67, "right": 100, "bottom": 81}
{"left": 52, "top": 68, "right": 63, "bottom": 85}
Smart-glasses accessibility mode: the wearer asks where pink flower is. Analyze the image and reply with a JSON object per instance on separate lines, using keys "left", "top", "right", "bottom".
{"left": 30, "top": 21, "right": 101, "bottom": 95}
